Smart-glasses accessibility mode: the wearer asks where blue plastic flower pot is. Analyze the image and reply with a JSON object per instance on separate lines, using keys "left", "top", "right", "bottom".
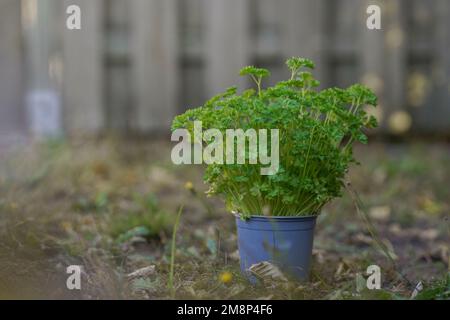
{"left": 235, "top": 214, "right": 317, "bottom": 282}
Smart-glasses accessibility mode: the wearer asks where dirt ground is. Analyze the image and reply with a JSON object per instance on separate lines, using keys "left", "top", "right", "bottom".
{"left": 0, "top": 138, "right": 448, "bottom": 299}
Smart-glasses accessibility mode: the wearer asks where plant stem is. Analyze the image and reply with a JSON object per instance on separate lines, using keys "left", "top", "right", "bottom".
{"left": 168, "top": 205, "right": 184, "bottom": 297}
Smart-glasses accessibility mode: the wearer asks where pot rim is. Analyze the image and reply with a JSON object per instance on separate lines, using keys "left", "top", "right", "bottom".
{"left": 232, "top": 212, "right": 318, "bottom": 221}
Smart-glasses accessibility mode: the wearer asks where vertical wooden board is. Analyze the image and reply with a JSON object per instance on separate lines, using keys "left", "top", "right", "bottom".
{"left": 331, "top": 0, "right": 360, "bottom": 51}
{"left": 382, "top": 0, "right": 407, "bottom": 131}
{"left": 253, "top": 0, "right": 281, "bottom": 59}
{"left": 104, "top": 0, "right": 131, "bottom": 131}
{"left": 180, "top": 0, "right": 204, "bottom": 59}
{"left": 204, "top": 0, "right": 251, "bottom": 96}
{"left": 407, "top": 0, "right": 434, "bottom": 47}
{"left": 62, "top": 0, "right": 104, "bottom": 134}
{"left": 251, "top": 0, "right": 284, "bottom": 86}
{"left": 435, "top": 0, "right": 450, "bottom": 129}
{"left": 105, "top": 64, "right": 131, "bottom": 131}
{"left": 104, "top": 0, "right": 130, "bottom": 59}
{"left": 280, "top": 0, "right": 327, "bottom": 87}
{"left": 255, "top": 0, "right": 279, "bottom": 28}
{"left": 106, "top": 0, "right": 130, "bottom": 28}
{"left": 180, "top": 0, "right": 203, "bottom": 53}
{"left": 329, "top": 61, "right": 359, "bottom": 88}
{"left": 359, "top": 0, "right": 385, "bottom": 78}
{"left": 0, "top": 0, "right": 24, "bottom": 138}
{"left": 326, "top": 0, "right": 359, "bottom": 88}
{"left": 21, "top": 0, "right": 64, "bottom": 137}
{"left": 359, "top": 0, "right": 386, "bottom": 128}
{"left": 405, "top": 0, "right": 434, "bottom": 133}
{"left": 179, "top": 0, "right": 205, "bottom": 111}
{"left": 181, "top": 63, "right": 205, "bottom": 110}
{"left": 130, "top": 0, "right": 179, "bottom": 132}
{"left": 409, "top": 0, "right": 450, "bottom": 132}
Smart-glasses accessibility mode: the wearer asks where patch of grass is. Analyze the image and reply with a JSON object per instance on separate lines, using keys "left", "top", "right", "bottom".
{"left": 415, "top": 272, "right": 450, "bottom": 300}
{"left": 106, "top": 193, "right": 172, "bottom": 241}
{"left": 1, "top": 139, "right": 449, "bottom": 299}
{"left": 385, "top": 150, "right": 428, "bottom": 177}
{"left": 73, "top": 192, "right": 110, "bottom": 213}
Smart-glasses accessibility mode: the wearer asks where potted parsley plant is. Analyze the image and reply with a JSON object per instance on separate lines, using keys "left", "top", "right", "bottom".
{"left": 171, "top": 57, "right": 378, "bottom": 281}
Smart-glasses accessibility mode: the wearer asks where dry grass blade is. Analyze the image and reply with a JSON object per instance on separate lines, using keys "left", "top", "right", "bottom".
{"left": 345, "top": 181, "right": 413, "bottom": 288}
{"left": 168, "top": 205, "right": 184, "bottom": 296}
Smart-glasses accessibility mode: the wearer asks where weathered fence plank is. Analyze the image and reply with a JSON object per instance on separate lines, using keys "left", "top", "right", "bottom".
{"left": 205, "top": 0, "right": 251, "bottom": 96}
{"left": 383, "top": 0, "right": 407, "bottom": 132}
{"left": 21, "top": 0, "right": 64, "bottom": 137}
{"left": 360, "top": 0, "right": 385, "bottom": 126}
{"left": 252, "top": 0, "right": 284, "bottom": 85}
{"left": 281, "top": 0, "right": 326, "bottom": 86}
{"left": 325, "top": 0, "right": 360, "bottom": 88}
{"left": 62, "top": 0, "right": 104, "bottom": 134}
{"left": 179, "top": 0, "right": 205, "bottom": 111}
{"left": 130, "top": 0, "right": 179, "bottom": 133}
{"left": 410, "top": 0, "right": 450, "bottom": 132}
{"left": 104, "top": 0, "right": 132, "bottom": 131}
{"left": 0, "top": 0, "right": 24, "bottom": 139}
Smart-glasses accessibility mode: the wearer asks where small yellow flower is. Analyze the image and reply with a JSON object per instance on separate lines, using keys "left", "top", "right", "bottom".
{"left": 61, "top": 221, "right": 73, "bottom": 233}
{"left": 184, "top": 181, "right": 194, "bottom": 191}
{"left": 219, "top": 271, "right": 233, "bottom": 284}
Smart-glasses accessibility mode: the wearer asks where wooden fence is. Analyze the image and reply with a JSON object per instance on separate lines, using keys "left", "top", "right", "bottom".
{"left": 0, "top": 0, "right": 24, "bottom": 143}
{"left": 1, "top": 0, "right": 450, "bottom": 138}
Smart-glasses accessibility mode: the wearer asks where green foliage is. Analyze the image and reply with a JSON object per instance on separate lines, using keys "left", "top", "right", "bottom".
{"left": 286, "top": 57, "right": 315, "bottom": 71}
{"left": 116, "top": 226, "right": 152, "bottom": 243}
{"left": 415, "top": 273, "right": 450, "bottom": 300}
{"left": 172, "top": 57, "right": 378, "bottom": 218}
{"left": 239, "top": 66, "right": 271, "bottom": 79}
{"left": 107, "top": 193, "right": 171, "bottom": 240}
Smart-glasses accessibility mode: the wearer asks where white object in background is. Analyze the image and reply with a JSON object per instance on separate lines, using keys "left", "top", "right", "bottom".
{"left": 27, "top": 90, "right": 62, "bottom": 137}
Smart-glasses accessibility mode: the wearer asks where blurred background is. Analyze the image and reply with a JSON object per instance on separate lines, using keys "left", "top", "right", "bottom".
{"left": 1, "top": 0, "right": 449, "bottom": 145}
{"left": 0, "top": 0, "right": 449, "bottom": 299}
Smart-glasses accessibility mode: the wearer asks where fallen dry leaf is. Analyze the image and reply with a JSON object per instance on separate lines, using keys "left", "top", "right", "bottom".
{"left": 312, "top": 248, "right": 326, "bottom": 264}
{"left": 410, "top": 281, "right": 423, "bottom": 299}
{"left": 127, "top": 265, "right": 156, "bottom": 280}
{"left": 369, "top": 206, "right": 391, "bottom": 221}
{"left": 419, "top": 228, "right": 439, "bottom": 241}
{"left": 249, "top": 261, "right": 288, "bottom": 282}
